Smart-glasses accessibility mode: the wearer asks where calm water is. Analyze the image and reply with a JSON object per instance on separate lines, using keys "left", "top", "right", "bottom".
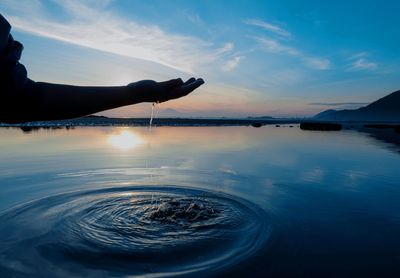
{"left": 1, "top": 126, "right": 400, "bottom": 277}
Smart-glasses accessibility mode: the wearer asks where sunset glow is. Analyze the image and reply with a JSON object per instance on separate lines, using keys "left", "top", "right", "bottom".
{"left": 107, "top": 130, "right": 143, "bottom": 150}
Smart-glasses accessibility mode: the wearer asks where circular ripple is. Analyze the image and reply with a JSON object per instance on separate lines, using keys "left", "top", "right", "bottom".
{"left": 0, "top": 186, "right": 270, "bottom": 277}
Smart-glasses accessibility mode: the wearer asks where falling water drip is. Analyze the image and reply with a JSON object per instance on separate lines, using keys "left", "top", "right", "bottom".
{"left": 149, "top": 102, "right": 160, "bottom": 202}
{"left": 150, "top": 103, "right": 161, "bottom": 182}
{"left": 154, "top": 102, "right": 160, "bottom": 120}
{"left": 149, "top": 103, "right": 155, "bottom": 128}
{"left": 149, "top": 102, "right": 159, "bottom": 130}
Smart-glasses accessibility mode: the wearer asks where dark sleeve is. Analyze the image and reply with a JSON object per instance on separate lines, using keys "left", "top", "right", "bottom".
{"left": 0, "top": 15, "right": 29, "bottom": 90}
{"left": 0, "top": 13, "right": 11, "bottom": 54}
{"left": 2, "top": 35, "right": 28, "bottom": 86}
{"left": 0, "top": 14, "right": 33, "bottom": 123}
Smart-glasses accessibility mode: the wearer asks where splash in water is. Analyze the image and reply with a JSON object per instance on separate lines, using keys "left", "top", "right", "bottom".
{"left": 0, "top": 186, "right": 270, "bottom": 277}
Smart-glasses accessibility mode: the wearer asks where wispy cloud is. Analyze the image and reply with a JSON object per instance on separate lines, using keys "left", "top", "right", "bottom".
{"left": 246, "top": 17, "right": 331, "bottom": 71}
{"left": 244, "top": 19, "right": 291, "bottom": 38}
{"left": 308, "top": 102, "right": 369, "bottom": 106}
{"left": 350, "top": 58, "right": 378, "bottom": 71}
{"left": 253, "top": 37, "right": 298, "bottom": 55}
{"left": 216, "top": 43, "right": 235, "bottom": 55}
{"left": 1, "top": 0, "right": 234, "bottom": 74}
{"left": 186, "top": 13, "right": 203, "bottom": 25}
{"left": 253, "top": 36, "right": 331, "bottom": 70}
{"left": 222, "top": 56, "right": 243, "bottom": 72}
{"left": 304, "top": 57, "right": 331, "bottom": 70}
{"left": 348, "top": 52, "right": 378, "bottom": 71}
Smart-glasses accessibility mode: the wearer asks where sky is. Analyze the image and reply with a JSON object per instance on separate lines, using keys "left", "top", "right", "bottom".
{"left": 1, "top": 0, "right": 399, "bottom": 118}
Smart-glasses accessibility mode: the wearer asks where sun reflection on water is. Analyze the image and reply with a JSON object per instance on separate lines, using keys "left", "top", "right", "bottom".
{"left": 107, "top": 130, "right": 144, "bottom": 150}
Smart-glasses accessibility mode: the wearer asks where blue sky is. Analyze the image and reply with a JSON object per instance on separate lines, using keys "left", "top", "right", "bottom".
{"left": 1, "top": 0, "right": 399, "bottom": 117}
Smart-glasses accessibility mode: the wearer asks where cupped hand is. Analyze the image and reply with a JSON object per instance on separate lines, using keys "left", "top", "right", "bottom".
{"left": 128, "top": 78, "right": 204, "bottom": 103}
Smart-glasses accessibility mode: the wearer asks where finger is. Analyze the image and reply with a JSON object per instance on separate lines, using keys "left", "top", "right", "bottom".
{"left": 183, "top": 77, "right": 196, "bottom": 85}
{"left": 159, "top": 78, "right": 204, "bottom": 103}
{"left": 182, "top": 78, "right": 204, "bottom": 87}
{"left": 160, "top": 78, "right": 184, "bottom": 88}
{"left": 178, "top": 78, "right": 205, "bottom": 95}
{"left": 196, "top": 78, "right": 205, "bottom": 86}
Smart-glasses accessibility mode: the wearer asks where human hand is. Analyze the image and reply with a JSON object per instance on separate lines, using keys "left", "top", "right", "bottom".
{"left": 128, "top": 78, "right": 204, "bottom": 103}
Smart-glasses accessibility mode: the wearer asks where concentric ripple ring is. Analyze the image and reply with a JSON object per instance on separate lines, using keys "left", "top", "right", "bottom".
{"left": 0, "top": 186, "right": 271, "bottom": 277}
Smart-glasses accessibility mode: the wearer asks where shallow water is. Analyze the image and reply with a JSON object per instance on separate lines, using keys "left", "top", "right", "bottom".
{"left": 1, "top": 126, "right": 400, "bottom": 277}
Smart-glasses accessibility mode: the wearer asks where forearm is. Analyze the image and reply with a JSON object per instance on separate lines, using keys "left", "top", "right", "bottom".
{"left": 3, "top": 80, "right": 141, "bottom": 123}
{"left": 33, "top": 81, "right": 139, "bottom": 120}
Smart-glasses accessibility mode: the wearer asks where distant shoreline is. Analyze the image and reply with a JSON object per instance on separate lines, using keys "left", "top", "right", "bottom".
{"left": 0, "top": 117, "right": 301, "bottom": 127}
{"left": 1, "top": 116, "right": 400, "bottom": 129}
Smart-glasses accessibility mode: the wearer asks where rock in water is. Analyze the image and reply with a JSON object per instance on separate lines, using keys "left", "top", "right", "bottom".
{"left": 300, "top": 122, "right": 342, "bottom": 131}
{"left": 251, "top": 122, "right": 262, "bottom": 128}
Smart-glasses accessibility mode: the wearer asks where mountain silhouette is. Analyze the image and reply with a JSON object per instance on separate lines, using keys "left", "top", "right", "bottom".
{"left": 314, "top": 90, "right": 400, "bottom": 122}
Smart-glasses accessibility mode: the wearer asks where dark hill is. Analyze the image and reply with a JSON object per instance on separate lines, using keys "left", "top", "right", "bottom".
{"left": 314, "top": 90, "right": 400, "bottom": 122}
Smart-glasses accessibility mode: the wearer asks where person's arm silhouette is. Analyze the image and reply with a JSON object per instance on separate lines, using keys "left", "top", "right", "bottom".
{"left": 0, "top": 14, "right": 204, "bottom": 123}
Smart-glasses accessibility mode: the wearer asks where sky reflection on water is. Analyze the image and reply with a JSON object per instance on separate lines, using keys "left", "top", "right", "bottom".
{"left": 1, "top": 126, "right": 400, "bottom": 276}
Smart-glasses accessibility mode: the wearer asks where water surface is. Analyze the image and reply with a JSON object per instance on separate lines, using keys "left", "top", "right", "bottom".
{"left": 1, "top": 126, "right": 400, "bottom": 277}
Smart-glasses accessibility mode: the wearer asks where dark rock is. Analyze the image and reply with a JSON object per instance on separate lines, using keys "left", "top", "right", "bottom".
{"left": 364, "top": 124, "right": 395, "bottom": 129}
{"left": 275, "top": 125, "right": 280, "bottom": 127}
{"left": 20, "top": 126, "right": 36, "bottom": 133}
{"left": 300, "top": 122, "right": 342, "bottom": 131}
{"left": 251, "top": 122, "right": 262, "bottom": 128}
